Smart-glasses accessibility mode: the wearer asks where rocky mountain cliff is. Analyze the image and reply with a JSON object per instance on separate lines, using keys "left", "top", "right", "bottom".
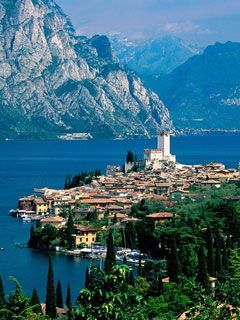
{"left": 110, "top": 34, "right": 201, "bottom": 76}
{"left": 145, "top": 41, "right": 240, "bottom": 130}
{"left": 0, "top": 0, "right": 172, "bottom": 140}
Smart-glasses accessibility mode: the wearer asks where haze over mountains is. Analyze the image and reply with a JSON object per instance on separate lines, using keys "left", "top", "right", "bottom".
{"left": 110, "top": 34, "right": 201, "bottom": 76}
{"left": 0, "top": 0, "right": 172, "bottom": 140}
{"left": 145, "top": 41, "right": 240, "bottom": 130}
{"left": 111, "top": 34, "right": 240, "bottom": 131}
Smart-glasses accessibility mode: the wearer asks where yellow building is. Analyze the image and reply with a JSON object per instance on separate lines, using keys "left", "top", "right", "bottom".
{"left": 74, "top": 226, "right": 100, "bottom": 246}
{"left": 34, "top": 198, "right": 49, "bottom": 215}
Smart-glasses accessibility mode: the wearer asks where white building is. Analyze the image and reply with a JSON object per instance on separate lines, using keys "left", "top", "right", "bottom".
{"left": 144, "top": 131, "right": 176, "bottom": 169}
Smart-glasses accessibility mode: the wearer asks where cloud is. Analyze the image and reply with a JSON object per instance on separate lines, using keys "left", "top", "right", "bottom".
{"left": 162, "top": 21, "right": 200, "bottom": 34}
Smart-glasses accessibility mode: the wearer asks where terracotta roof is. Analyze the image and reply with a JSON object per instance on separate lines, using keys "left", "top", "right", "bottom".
{"left": 34, "top": 198, "right": 47, "bottom": 204}
{"left": 80, "top": 198, "right": 114, "bottom": 204}
{"left": 108, "top": 213, "right": 128, "bottom": 219}
{"left": 146, "top": 212, "right": 173, "bottom": 219}
{"left": 40, "top": 217, "right": 65, "bottom": 223}
{"left": 75, "top": 225, "right": 100, "bottom": 232}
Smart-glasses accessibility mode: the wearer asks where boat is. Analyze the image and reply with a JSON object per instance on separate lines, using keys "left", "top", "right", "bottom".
{"left": 21, "top": 214, "right": 31, "bottom": 223}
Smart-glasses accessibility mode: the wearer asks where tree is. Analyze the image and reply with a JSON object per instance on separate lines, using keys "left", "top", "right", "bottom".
{"left": 206, "top": 227, "right": 215, "bottom": 276}
{"left": 28, "top": 224, "right": 60, "bottom": 250}
{"left": 181, "top": 244, "right": 198, "bottom": 278}
{"left": 112, "top": 213, "right": 117, "bottom": 225}
{"left": 0, "top": 278, "right": 47, "bottom": 319}
{"left": 128, "top": 270, "right": 135, "bottom": 286}
{"left": 84, "top": 267, "right": 90, "bottom": 289}
{"left": 4, "top": 278, "right": 33, "bottom": 319}
{"left": 168, "top": 235, "right": 182, "bottom": 282}
{"left": 65, "top": 211, "right": 75, "bottom": 249}
{"left": 28, "top": 225, "right": 35, "bottom": 248}
{"left": 135, "top": 276, "right": 150, "bottom": 297}
{"left": 229, "top": 249, "right": 240, "bottom": 278}
{"left": 0, "top": 275, "right": 5, "bottom": 307}
{"left": 125, "top": 222, "right": 137, "bottom": 250}
{"left": 45, "top": 256, "right": 56, "bottom": 319}
{"left": 76, "top": 265, "right": 143, "bottom": 319}
{"left": 138, "top": 257, "right": 143, "bottom": 277}
{"left": 104, "top": 229, "right": 116, "bottom": 273}
{"left": 197, "top": 245, "right": 210, "bottom": 291}
{"left": 30, "top": 288, "right": 42, "bottom": 314}
{"left": 222, "top": 244, "right": 230, "bottom": 274}
{"left": 66, "top": 284, "right": 72, "bottom": 309}
{"left": 126, "top": 151, "right": 135, "bottom": 163}
{"left": 215, "top": 241, "right": 223, "bottom": 277}
{"left": 56, "top": 279, "right": 63, "bottom": 308}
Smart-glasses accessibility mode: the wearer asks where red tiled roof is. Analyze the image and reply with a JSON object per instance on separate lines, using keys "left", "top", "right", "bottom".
{"left": 40, "top": 217, "right": 65, "bottom": 223}
{"left": 146, "top": 212, "right": 173, "bottom": 219}
{"left": 75, "top": 225, "right": 100, "bottom": 232}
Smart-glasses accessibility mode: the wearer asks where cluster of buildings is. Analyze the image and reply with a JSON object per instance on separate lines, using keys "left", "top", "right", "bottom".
{"left": 12, "top": 132, "right": 240, "bottom": 247}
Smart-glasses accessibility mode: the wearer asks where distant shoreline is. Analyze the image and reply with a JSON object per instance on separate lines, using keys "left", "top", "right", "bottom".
{"left": 1, "top": 130, "right": 240, "bottom": 141}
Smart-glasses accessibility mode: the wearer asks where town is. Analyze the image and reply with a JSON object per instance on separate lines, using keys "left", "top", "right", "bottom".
{"left": 10, "top": 132, "right": 240, "bottom": 255}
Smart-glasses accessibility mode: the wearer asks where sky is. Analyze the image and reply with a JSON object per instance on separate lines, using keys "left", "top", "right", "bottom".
{"left": 56, "top": 0, "right": 240, "bottom": 45}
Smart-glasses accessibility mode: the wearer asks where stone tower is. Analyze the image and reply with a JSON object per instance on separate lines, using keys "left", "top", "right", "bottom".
{"left": 157, "top": 131, "right": 170, "bottom": 157}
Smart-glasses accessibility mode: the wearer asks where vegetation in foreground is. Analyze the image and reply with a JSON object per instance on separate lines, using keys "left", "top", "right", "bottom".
{"left": 2, "top": 182, "right": 240, "bottom": 319}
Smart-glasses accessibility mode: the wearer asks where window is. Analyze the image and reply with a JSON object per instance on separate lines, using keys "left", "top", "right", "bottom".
{"left": 86, "top": 238, "right": 88, "bottom": 242}
{"left": 92, "top": 238, "right": 94, "bottom": 241}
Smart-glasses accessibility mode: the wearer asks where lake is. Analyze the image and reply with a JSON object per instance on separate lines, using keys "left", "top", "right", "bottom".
{"left": 0, "top": 134, "right": 239, "bottom": 301}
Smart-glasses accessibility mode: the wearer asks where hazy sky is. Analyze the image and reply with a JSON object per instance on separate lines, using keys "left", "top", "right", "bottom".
{"left": 56, "top": 0, "right": 240, "bottom": 45}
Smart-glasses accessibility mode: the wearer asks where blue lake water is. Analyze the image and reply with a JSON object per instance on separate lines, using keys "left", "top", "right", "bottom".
{"left": 0, "top": 135, "right": 239, "bottom": 302}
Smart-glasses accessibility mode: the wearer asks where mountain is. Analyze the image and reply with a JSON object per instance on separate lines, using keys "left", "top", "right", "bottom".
{"left": 0, "top": 0, "right": 172, "bottom": 140}
{"left": 110, "top": 34, "right": 201, "bottom": 76}
{"left": 145, "top": 41, "right": 240, "bottom": 130}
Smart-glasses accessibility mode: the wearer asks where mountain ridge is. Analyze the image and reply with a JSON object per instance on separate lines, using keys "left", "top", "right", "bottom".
{"left": 144, "top": 41, "right": 240, "bottom": 130}
{"left": 0, "top": 0, "right": 172, "bottom": 140}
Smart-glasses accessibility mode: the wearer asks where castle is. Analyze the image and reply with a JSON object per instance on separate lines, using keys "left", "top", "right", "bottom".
{"left": 144, "top": 131, "right": 176, "bottom": 169}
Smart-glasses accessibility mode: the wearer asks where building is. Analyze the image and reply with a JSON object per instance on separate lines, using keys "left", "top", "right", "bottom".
{"left": 144, "top": 131, "right": 176, "bottom": 169}
{"left": 106, "top": 165, "right": 121, "bottom": 176}
{"left": 74, "top": 226, "right": 100, "bottom": 246}
{"left": 18, "top": 196, "right": 34, "bottom": 211}
{"left": 33, "top": 198, "right": 49, "bottom": 215}
{"left": 146, "top": 212, "right": 174, "bottom": 225}
{"left": 40, "top": 216, "right": 66, "bottom": 229}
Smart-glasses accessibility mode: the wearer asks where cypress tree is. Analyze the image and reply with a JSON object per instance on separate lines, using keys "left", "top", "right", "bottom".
{"left": 138, "top": 257, "right": 142, "bottom": 276}
{"left": 168, "top": 235, "right": 182, "bottom": 282}
{"left": 206, "top": 227, "right": 215, "bottom": 276}
{"left": 66, "top": 211, "right": 75, "bottom": 249}
{"left": 126, "top": 151, "right": 135, "bottom": 163}
{"left": 66, "top": 284, "right": 72, "bottom": 309}
{"left": 85, "top": 267, "right": 90, "bottom": 288}
{"left": 104, "top": 229, "right": 116, "bottom": 273}
{"left": 157, "top": 275, "right": 163, "bottom": 295}
{"left": 215, "top": 242, "right": 223, "bottom": 277}
{"left": 125, "top": 222, "right": 136, "bottom": 250}
{"left": 128, "top": 270, "right": 135, "bottom": 286}
{"left": 56, "top": 279, "right": 63, "bottom": 308}
{"left": 112, "top": 213, "right": 118, "bottom": 225}
{"left": 28, "top": 225, "right": 35, "bottom": 247}
{"left": 222, "top": 244, "right": 230, "bottom": 273}
{"left": 197, "top": 245, "right": 210, "bottom": 291}
{"left": 45, "top": 256, "right": 56, "bottom": 319}
{"left": 30, "top": 288, "right": 42, "bottom": 314}
{"left": 0, "top": 275, "right": 5, "bottom": 307}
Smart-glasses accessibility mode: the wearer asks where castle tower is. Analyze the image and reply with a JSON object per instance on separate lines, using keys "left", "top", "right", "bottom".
{"left": 157, "top": 131, "right": 170, "bottom": 157}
